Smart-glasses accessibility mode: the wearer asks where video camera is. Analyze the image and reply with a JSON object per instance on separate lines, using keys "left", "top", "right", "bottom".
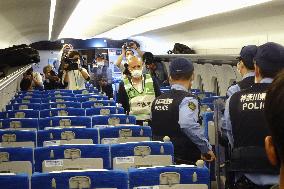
{"left": 63, "top": 56, "right": 79, "bottom": 71}
{"left": 123, "top": 42, "right": 135, "bottom": 49}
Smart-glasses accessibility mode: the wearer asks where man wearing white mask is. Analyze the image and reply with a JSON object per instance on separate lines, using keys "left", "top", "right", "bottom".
{"left": 92, "top": 54, "right": 112, "bottom": 90}
{"left": 117, "top": 56, "right": 160, "bottom": 125}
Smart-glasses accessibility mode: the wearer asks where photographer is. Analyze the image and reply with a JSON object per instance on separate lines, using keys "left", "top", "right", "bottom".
{"left": 23, "top": 67, "right": 43, "bottom": 90}
{"left": 43, "top": 65, "right": 60, "bottom": 90}
{"left": 58, "top": 44, "right": 73, "bottom": 65}
{"left": 143, "top": 52, "right": 169, "bottom": 86}
{"left": 63, "top": 50, "right": 90, "bottom": 90}
{"left": 116, "top": 41, "right": 144, "bottom": 72}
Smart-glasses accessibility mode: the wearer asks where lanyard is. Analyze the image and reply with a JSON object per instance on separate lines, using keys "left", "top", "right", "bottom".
{"left": 72, "top": 70, "right": 81, "bottom": 90}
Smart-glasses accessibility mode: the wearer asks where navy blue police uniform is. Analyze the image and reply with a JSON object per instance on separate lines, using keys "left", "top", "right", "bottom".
{"left": 151, "top": 58, "right": 212, "bottom": 164}
{"left": 223, "top": 42, "right": 284, "bottom": 188}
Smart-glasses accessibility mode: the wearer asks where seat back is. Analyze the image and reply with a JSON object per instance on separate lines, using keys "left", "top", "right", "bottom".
{"left": 92, "top": 114, "right": 136, "bottom": 127}
{"left": 37, "top": 128, "right": 99, "bottom": 147}
{"left": 6, "top": 103, "right": 42, "bottom": 110}
{"left": 100, "top": 126, "right": 152, "bottom": 144}
{"left": 81, "top": 100, "right": 116, "bottom": 108}
{"left": 5, "top": 110, "right": 39, "bottom": 118}
{"left": 86, "top": 106, "right": 124, "bottom": 116}
{"left": 0, "top": 147, "right": 34, "bottom": 176}
{"left": 0, "top": 118, "right": 38, "bottom": 130}
{"left": 0, "top": 130, "right": 36, "bottom": 148}
{"left": 34, "top": 144, "right": 110, "bottom": 172}
{"left": 111, "top": 141, "right": 174, "bottom": 170}
{"left": 47, "top": 102, "right": 81, "bottom": 109}
{"left": 41, "top": 97, "right": 77, "bottom": 103}
{"left": 129, "top": 165, "right": 210, "bottom": 189}
{"left": 31, "top": 170, "right": 128, "bottom": 189}
{"left": 39, "top": 116, "right": 92, "bottom": 130}
{"left": 40, "top": 108, "right": 85, "bottom": 118}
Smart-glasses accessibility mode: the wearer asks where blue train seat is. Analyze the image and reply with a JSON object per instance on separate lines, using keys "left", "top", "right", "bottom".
{"left": 92, "top": 114, "right": 136, "bottom": 126}
{"left": 0, "top": 130, "right": 36, "bottom": 148}
{"left": 111, "top": 141, "right": 174, "bottom": 170}
{"left": 5, "top": 110, "right": 39, "bottom": 118}
{"left": 81, "top": 100, "right": 116, "bottom": 108}
{"left": 99, "top": 126, "right": 152, "bottom": 144}
{"left": 6, "top": 103, "right": 42, "bottom": 110}
{"left": 129, "top": 164, "right": 210, "bottom": 189}
{"left": 0, "top": 173, "right": 29, "bottom": 189}
{"left": 76, "top": 95, "right": 108, "bottom": 103}
{"left": 10, "top": 98, "right": 42, "bottom": 104}
{"left": 37, "top": 128, "right": 99, "bottom": 147}
{"left": 40, "top": 108, "right": 85, "bottom": 118}
{"left": 41, "top": 97, "right": 77, "bottom": 103}
{"left": 32, "top": 170, "right": 127, "bottom": 189}
{"left": 0, "top": 147, "right": 34, "bottom": 176}
{"left": 46, "top": 89, "right": 73, "bottom": 94}
{"left": 15, "top": 94, "right": 45, "bottom": 98}
{"left": 38, "top": 116, "right": 92, "bottom": 130}
{"left": 85, "top": 106, "right": 124, "bottom": 116}
{"left": 0, "top": 118, "right": 38, "bottom": 130}
{"left": 17, "top": 90, "right": 44, "bottom": 95}
{"left": 34, "top": 144, "right": 110, "bottom": 172}
{"left": 72, "top": 88, "right": 98, "bottom": 94}
{"left": 48, "top": 93, "right": 75, "bottom": 97}
{"left": 42, "top": 102, "right": 81, "bottom": 109}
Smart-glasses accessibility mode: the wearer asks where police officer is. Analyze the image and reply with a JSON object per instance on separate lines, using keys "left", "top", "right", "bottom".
{"left": 227, "top": 45, "right": 257, "bottom": 97}
{"left": 151, "top": 58, "right": 215, "bottom": 164}
{"left": 223, "top": 42, "right": 284, "bottom": 189}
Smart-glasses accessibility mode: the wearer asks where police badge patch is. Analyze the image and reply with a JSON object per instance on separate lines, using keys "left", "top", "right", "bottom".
{"left": 188, "top": 101, "right": 196, "bottom": 111}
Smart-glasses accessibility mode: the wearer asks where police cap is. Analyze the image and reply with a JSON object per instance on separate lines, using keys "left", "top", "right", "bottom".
{"left": 254, "top": 42, "right": 284, "bottom": 72}
{"left": 238, "top": 45, "right": 257, "bottom": 70}
{"left": 169, "top": 58, "right": 194, "bottom": 76}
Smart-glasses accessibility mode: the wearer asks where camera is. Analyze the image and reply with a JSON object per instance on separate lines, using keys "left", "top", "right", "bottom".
{"left": 123, "top": 42, "right": 135, "bottom": 49}
{"left": 64, "top": 57, "right": 79, "bottom": 71}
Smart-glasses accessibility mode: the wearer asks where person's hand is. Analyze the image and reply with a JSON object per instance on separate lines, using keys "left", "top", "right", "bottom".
{"left": 121, "top": 45, "right": 126, "bottom": 55}
{"left": 201, "top": 150, "right": 216, "bottom": 162}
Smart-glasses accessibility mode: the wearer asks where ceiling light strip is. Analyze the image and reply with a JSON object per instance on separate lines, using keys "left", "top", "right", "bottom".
{"left": 48, "top": 0, "right": 57, "bottom": 40}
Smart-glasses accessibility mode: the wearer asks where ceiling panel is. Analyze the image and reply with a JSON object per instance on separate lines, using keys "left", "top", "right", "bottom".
{"left": 59, "top": 0, "right": 179, "bottom": 38}
{"left": 0, "top": 0, "right": 50, "bottom": 46}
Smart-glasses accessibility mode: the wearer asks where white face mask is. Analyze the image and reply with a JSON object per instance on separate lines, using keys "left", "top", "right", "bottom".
{"left": 131, "top": 69, "right": 143, "bottom": 78}
{"left": 97, "top": 61, "right": 104, "bottom": 67}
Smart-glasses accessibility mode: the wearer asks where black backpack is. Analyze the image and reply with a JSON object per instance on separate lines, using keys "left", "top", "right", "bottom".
{"left": 168, "top": 43, "right": 196, "bottom": 54}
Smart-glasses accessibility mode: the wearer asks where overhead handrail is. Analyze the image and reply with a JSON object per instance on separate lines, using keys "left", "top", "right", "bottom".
{"left": 156, "top": 54, "right": 238, "bottom": 65}
{"left": 0, "top": 64, "right": 32, "bottom": 92}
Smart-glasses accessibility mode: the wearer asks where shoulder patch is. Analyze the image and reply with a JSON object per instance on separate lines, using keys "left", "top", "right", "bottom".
{"left": 188, "top": 101, "right": 196, "bottom": 111}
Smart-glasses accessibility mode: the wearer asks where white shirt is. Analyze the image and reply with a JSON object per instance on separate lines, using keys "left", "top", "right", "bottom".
{"left": 65, "top": 68, "right": 88, "bottom": 90}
